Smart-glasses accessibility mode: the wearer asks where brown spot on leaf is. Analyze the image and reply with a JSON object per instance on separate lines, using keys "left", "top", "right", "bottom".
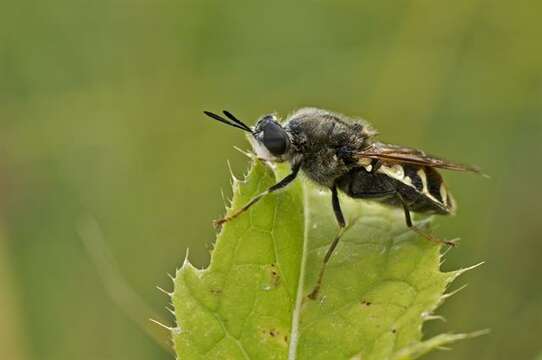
{"left": 266, "top": 263, "right": 281, "bottom": 287}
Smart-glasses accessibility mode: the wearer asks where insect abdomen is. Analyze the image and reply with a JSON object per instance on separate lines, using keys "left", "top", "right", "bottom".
{"left": 378, "top": 163, "right": 456, "bottom": 214}
{"left": 336, "top": 164, "right": 455, "bottom": 215}
{"left": 336, "top": 167, "right": 396, "bottom": 200}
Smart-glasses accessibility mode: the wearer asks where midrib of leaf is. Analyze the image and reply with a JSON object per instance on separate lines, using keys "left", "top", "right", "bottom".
{"left": 287, "top": 177, "right": 310, "bottom": 360}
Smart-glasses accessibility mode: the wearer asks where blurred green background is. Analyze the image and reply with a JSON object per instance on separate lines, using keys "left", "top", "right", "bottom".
{"left": 1, "top": 0, "right": 541, "bottom": 359}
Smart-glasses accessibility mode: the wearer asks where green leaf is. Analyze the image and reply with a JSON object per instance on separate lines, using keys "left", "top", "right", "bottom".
{"left": 172, "top": 160, "right": 476, "bottom": 359}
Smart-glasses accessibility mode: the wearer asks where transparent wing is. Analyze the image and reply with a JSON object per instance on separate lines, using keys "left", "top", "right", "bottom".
{"left": 355, "top": 142, "right": 484, "bottom": 174}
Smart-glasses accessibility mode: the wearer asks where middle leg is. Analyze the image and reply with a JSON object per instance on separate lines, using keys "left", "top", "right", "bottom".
{"left": 308, "top": 185, "right": 346, "bottom": 300}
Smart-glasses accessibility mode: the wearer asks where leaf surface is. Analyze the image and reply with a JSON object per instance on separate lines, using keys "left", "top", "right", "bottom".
{"left": 172, "top": 160, "right": 469, "bottom": 359}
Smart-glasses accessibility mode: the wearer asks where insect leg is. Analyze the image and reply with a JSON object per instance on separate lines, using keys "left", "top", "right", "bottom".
{"left": 308, "top": 185, "right": 346, "bottom": 300}
{"left": 214, "top": 163, "right": 301, "bottom": 227}
{"left": 396, "top": 192, "right": 456, "bottom": 247}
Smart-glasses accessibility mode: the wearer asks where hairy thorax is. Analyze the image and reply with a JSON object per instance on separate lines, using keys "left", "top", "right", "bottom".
{"left": 284, "top": 109, "right": 370, "bottom": 188}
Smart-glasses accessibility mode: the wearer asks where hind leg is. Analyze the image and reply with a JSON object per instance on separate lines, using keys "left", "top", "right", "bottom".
{"left": 396, "top": 192, "right": 456, "bottom": 247}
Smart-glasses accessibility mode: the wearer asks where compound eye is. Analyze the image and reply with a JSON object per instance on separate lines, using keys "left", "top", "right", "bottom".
{"left": 262, "top": 121, "right": 288, "bottom": 155}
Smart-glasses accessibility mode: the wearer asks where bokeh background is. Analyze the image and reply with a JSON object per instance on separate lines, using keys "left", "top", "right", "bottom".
{"left": 1, "top": 1, "right": 541, "bottom": 359}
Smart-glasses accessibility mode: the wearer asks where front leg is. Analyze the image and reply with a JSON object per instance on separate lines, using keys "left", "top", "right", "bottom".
{"left": 214, "top": 162, "right": 301, "bottom": 227}
{"left": 308, "top": 184, "right": 346, "bottom": 299}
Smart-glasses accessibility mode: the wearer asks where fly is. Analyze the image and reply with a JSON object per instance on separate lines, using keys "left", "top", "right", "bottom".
{"left": 203, "top": 108, "right": 484, "bottom": 299}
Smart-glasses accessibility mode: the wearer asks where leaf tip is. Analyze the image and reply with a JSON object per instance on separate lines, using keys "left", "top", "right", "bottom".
{"left": 182, "top": 248, "right": 191, "bottom": 267}
{"left": 392, "top": 330, "right": 488, "bottom": 359}
{"left": 422, "top": 313, "right": 447, "bottom": 323}
{"left": 149, "top": 318, "right": 174, "bottom": 332}
{"left": 157, "top": 285, "right": 173, "bottom": 297}
{"left": 441, "top": 283, "right": 469, "bottom": 301}
{"left": 233, "top": 145, "right": 254, "bottom": 159}
{"left": 226, "top": 159, "right": 240, "bottom": 184}
{"left": 449, "top": 261, "right": 485, "bottom": 281}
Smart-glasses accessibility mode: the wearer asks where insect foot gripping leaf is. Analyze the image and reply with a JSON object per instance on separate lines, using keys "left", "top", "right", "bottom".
{"left": 171, "top": 160, "right": 480, "bottom": 360}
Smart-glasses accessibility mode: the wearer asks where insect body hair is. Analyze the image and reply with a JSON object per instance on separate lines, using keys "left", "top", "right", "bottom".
{"left": 286, "top": 107, "right": 377, "bottom": 137}
{"left": 282, "top": 107, "right": 375, "bottom": 188}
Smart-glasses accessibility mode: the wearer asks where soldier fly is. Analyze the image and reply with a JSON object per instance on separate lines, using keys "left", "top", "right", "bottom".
{"left": 203, "top": 108, "right": 483, "bottom": 299}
